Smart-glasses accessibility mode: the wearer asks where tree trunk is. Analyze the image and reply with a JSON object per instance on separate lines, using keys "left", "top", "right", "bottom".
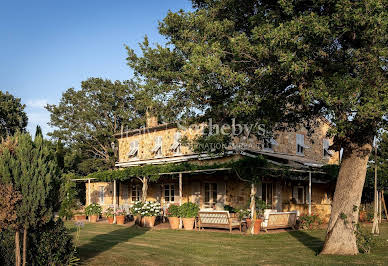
{"left": 22, "top": 227, "right": 27, "bottom": 266}
{"left": 15, "top": 230, "right": 21, "bottom": 266}
{"left": 320, "top": 142, "right": 372, "bottom": 255}
{"left": 372, "top": 142, "right": 379, "bottom": 234}
{"left": 249, "top": 183, "right": 257, "bottom": 235}
{"left": 142, "top": 177, "right": 148, "bottom": 202}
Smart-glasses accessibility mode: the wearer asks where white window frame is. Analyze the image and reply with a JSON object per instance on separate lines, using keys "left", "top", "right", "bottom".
{"left": 170, "top": 132, "right": 181, "bottom": 154}
{"left": 204, "top": 182, "right": 218, "bottom": 207}
{"left": 98, "top": 186, "right": 104, "bottom": 204}
{"left": 323, "top": 138, "right": 333, "bottom": 157}
{"left": 293, "top": 185, "right": 305, "bottom": 204}
{"left": 164, "top": 183, "right": 176, "bottom": 203}
{"left": 131, "top": 184, "right": 142, "bottom": 202}
{"left": 296, "top": 134, "right": 310, "bottom": 155}
{"left": 263, "top": 137, "right": 279, "bottom": 151}
{"left": 127, "top": 140, "right": 139, "bottom": 158}
{"left": 152, "top": 136, "right": 162, "bottom": 157}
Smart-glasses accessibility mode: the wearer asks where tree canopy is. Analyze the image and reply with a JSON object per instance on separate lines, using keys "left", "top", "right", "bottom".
{"left": 46, "top": 78, "right": 144, "bottom": 168}
{"left": 0, "top": 91, "right": 28, "bottom": 138}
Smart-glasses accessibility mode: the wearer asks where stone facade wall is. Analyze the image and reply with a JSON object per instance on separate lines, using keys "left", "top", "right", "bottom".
{"left": 117, "top": 119, "right": 340, "bottom": 165}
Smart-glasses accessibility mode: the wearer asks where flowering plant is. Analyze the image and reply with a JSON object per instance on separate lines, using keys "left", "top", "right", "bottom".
{"left": 139, "top": 201, "right": 161, "bottom": 217}
{"left": 166, "top": 204, "right": 180, "bottom": 217}
{"left": 104, "top": 207, "right": 114, "bottom": 218}
{"left": 131, "top": 201, "right": 144, "bottom": 215}
{"left": 115, "top": 209, "right": 127, "bottom": 216}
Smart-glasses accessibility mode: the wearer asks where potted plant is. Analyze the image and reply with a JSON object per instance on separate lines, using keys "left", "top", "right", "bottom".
{"left": 246, "top": 199, "right": 267, "bottom": 234}
{"left": 73, "top": 211, "right": 86, "bottom": 221}
{"left": 85, "top": 203, "right": 102, "bottom": 223}
{"left": 140, "top": 201, "right": 161, "bottom": 228}
{"left": 104, "top": 207, "right": 115, "bottom": 224}
{"left": 131, "top": 201, "right": 144, "bottom": 225}
{"left": 179, "top": 202, "right": 199, "bottom": 230}
{"left": 166, "top": 204, "right": 180, "bottom": 229}
{"left": 115, "top": 209, "right": 127, "bottom": 225}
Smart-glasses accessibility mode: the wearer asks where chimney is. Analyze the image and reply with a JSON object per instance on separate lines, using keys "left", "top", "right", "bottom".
{"left": 146, "top": 111, "right": 158, "bottom": 128}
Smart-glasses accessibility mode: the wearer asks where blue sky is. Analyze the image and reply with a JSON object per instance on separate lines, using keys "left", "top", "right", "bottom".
{"left": 0, "top": 0, "right": 192, "bottom": 136}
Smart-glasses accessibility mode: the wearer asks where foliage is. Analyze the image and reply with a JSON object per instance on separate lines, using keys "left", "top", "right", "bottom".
{"left": 298, "top": 214, "right": 322, "bottom": 230}
{"left": 85, "top": 203, "right": 102, "bottom": 216}
{"left": 237, "top": 209, "right": 250, "bottom": 221}
{"left": 115, "top": 209, "right": 127, "bottom": 216}
{"left": 104, "top": 207, "right": 114, "bottom": 218}
{"left": 0, "top": 133, "right": 61, "bottom": 229}
{"left": 0, "top": 183, "right": 22, "bottom": 230}
{"left": 224, "top": 205, "right": 237, "bottom": 213}
{"left": 179, "top": 202, "right": 199, "bottom": 218}
{"left": 166, "top": 204, "right": 180, "bottom": 217}
{"left": 59, "top": 173, "right": 79, "bottom": 220}
{"left": 0, "top": 229, "right": 16, "bottom": 266}
{"left": 139, "top": 201, "right": 161, "bottom": 217}
{"left": 0, "top": 90, "right": 27, "bottom": 138}
{"left": 46, "top": 78, "right": 143, "bottom": 167}
{"left": 131, "top": 201, "right": 144, "bottom": 215}
{"left": 28, "top": 219, "right": 76, "bottom": 265}
{"left": 354, "top": 223, "right": 383, "bottom": 253}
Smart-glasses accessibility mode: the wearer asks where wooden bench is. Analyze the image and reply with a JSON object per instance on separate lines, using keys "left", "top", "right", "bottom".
{"left": 261, "top": 211, "right": 297, "bottom": 232}
{"left": 197, "top": 211, "right": 242, "bottom": 233}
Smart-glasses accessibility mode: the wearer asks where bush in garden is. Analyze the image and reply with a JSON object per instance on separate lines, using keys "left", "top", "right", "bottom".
{"left": 28, "top": 219, "right": 76, "bottom": 265}
{"left": 298, "top": 214, "right": 322, "bottom": 230}
{"left": 166, "top": 204, "right": 180, "bottom": 217}
{"left": 131, "top": 201, "right": 144, "bottom": 216}
{"left": 104, "top": 207, "right": 114, "bottom": 218}
{"left": 179, "top": 202, "right": 199, "bottom": 218}
{"left": 85, "top": 203, "right": 102, "bottom": 216}
{"left": 355, "top": 223, "right": 383, "bottom": 253}
{"left": 140, "top": 201, "right": 161, "bottom": 216}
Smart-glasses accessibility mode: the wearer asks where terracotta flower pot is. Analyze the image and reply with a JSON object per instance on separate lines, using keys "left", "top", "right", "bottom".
{"left": 74, "top": 215, "right": 86, "bottom": 221}
{"left": 143, "top": 216, "right": 156, "bottom": 228}
{"left": 107, "top": 217, "right": 114, "bottom": 224}
{"left": 182, "top": 218, "right": 195, "bottom": 230}
{"left": 89, "top": 215, "right": 98, "bottom": 223}
{"left": 169, "top": 217, "right": 180, "bottom": 229}
{"left": 116, "top": 215, "right": 125, "bottom": 225}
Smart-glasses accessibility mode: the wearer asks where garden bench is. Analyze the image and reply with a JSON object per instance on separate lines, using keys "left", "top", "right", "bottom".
{"left": 197, "top": 211, "right": 242, "bottom": 233}
{"left": 261, "top": 211, "right": 297, "bottom": 232}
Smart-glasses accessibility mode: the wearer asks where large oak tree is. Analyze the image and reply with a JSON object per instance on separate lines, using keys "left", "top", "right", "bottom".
{"left": 126, "top": 0, "right": 388, "bottom": 254}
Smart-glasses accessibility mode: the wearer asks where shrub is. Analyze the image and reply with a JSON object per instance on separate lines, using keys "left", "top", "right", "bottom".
{"left": 131, "top": 201, "right": 144, "bottom": 215}
{"left": 85, "top": 203, "right": 102, "bottom": 216}
{"left": 237, "top": 209, "right": 250, "bottom": 220}
{"left": 104, "top": 207, "right": 114, "bottom": 218}
{"left": 179, "top": 202, "right": 199, "bottom": 218}
{"left": 298, "top": 214, "right": 322, "bottom": 230}
{"left": 139, "top": 201, "right": 161, "bottom": 216}
{"left": 355, "top": 223, "right": 383, "bottom": 253}
{"left": 0, "top": 230, "right": 15, "bottom": 266}
{"left": 166, "top": 204, "right": 180, "bottom": 217}
{"left": 224, "top": 205, "right": 237, "bottom": 213}
{"left": 28, "top": 219, "right": 76, "bottom": 265}
{"left": 115, "top": 209, "right": 127, "bottom": 216}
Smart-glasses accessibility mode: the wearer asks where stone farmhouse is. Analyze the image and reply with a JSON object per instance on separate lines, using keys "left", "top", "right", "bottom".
{"left": 84, "top": 115, "right": 340, "bottom": 222}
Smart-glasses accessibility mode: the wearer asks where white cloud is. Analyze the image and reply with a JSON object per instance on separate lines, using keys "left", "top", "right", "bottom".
{"left": 26, "top": 99, "right": 48, "bottom": 109}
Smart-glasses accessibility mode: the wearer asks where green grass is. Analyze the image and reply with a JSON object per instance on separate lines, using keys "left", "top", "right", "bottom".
{"left": 66, "top": 222, "right": 388, "bottom": 265}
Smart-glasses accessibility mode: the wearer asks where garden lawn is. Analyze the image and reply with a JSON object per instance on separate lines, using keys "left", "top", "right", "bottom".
{"left": 66, "top": 222, "right": 388, "bottom": 265}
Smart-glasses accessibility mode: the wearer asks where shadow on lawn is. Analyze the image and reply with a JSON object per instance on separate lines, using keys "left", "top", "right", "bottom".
{"left": 78, "top": 225, "right": 148, "bottom": 262}
{"left": 288, "top": 230, "right": 324, "bottom": 255}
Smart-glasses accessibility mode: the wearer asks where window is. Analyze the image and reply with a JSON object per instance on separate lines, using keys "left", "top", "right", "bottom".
{"left": 98, "top": 186, "right": 104, "bottom": 204}
{"left": 127, "top": 140, "right": 139, "bottom": 158}
{"left": 296, "top": 134, "right": 310, "bottom": 155}
{"left": 204, "top": 183, "right": 217, "bottom": 207}
{"left": 262, "top": 183, "right": 273, "bottom": 206}
{"left": 263, "top": 138, "right": 278, "bottom": 151}
{"left": 131, "top": 184, "right": 142, "bottom": 202}
{"left": 151, "top": 136, "right": 162, "bottom": 157}
{"left": 323, "top": 139, "right": 332, "bottom": 157}
{"left": 170, "top": 132, "right": 181, "bottom": 154}
{"left": 164, "top": 184, "right": 176, "bottom": 203}
{"left": 293, "top": 186, "right": 305, "bottom": 204}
